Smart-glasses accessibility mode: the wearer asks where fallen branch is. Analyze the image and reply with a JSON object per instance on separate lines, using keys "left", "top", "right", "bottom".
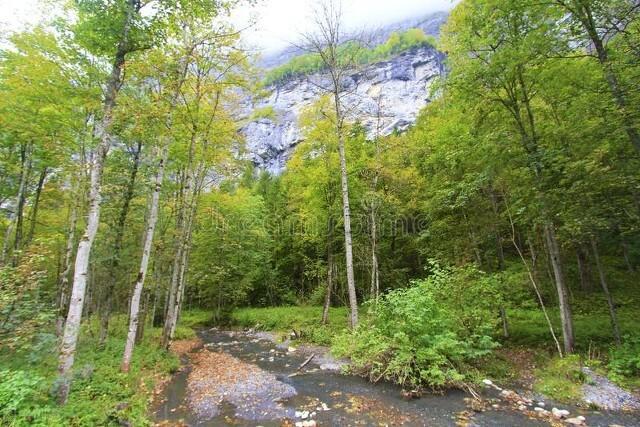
{"left": 298, "top": 354, "right": 315, "bottom": 371}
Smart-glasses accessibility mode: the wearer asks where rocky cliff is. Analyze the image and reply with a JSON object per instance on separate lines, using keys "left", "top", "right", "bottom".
{"left": 242, "top": 14, "right": 448, "bottom": 174}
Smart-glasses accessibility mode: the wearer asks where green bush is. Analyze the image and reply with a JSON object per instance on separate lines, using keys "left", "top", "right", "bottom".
{"left": 333, "top": 263, "right": 498, "bottom": 389}
{"left": 0, "top": 370, "right": 46, "bottom": 421}
{"left": 608, "top": 336, "right": 640, "bottom": 382}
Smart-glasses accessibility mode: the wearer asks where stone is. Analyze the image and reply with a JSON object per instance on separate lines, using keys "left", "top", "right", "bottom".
{"left": 241, "top": 45, "right": 446, "bottom": 174}
{"left": 551, "top": 407, "right": 570, "bottom": 419}
{"left": 288, "top": 347, "right": 296, "bottom": 353}
{"left": 482, "top": 379, "right": 493, "bottom": 386}
{"left": 518, "top": 405, "right": 527, "bottom": 411}
{"left": 565, "top": 418, "right": 585, "bottom": 425}
{"left": 537, "top": 401, "right": 545, "bottom": 407}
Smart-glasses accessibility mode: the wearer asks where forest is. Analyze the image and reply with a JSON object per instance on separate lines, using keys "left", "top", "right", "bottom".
{"left": 0, "top": 0, "right": 639, "bottom": 425}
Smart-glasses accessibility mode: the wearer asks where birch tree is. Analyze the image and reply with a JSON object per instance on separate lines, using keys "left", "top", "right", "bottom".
{"left": 301, "top": 0, "right": 367, "bottom": 327}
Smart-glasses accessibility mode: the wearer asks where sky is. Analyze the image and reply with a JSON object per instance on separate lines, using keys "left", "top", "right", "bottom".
{"left": 0, "top": 0, "right": 456, "bottom": 53}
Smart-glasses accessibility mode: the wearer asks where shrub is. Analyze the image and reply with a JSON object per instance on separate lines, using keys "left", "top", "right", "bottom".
{"left": 0, "top": 370, "right": 46, "bottom": 421}
{"left": 608, "top": 336, "right": 640, "bottom": 382}
{"left": 333, "top": 263, "right": 498, "bottom": 389}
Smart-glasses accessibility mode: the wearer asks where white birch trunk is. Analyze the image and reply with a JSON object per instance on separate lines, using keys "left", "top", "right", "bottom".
{"left": 121, "top": 146, "right": 167, "bottom": 372}
{"left": 56, "top": 0, "right": 135, "bottom": 403}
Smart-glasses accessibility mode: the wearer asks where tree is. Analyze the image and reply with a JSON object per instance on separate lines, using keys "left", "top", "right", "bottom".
{"left": 300, "top": 0, "right": 365, "bottom": 327}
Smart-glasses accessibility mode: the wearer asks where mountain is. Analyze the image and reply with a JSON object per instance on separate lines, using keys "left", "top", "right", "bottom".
{"left": 242, "top": 12, "right": 449, "bottom": 174}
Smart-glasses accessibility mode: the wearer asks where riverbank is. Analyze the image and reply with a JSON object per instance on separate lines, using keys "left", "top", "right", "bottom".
{"left": 153, "top": 326, "right": 640, "bottom": 427}
{"left": 228, "top": 306, "right": 640, "bottom": 410}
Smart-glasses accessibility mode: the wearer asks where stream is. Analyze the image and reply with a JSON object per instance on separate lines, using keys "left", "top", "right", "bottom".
{"left": 153, "top": 329, "right": 640, "bottom": 427}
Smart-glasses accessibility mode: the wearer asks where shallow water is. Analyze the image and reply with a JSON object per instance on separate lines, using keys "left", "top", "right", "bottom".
{"left": 154, "top": 330, "right": 640, "bottom": 427}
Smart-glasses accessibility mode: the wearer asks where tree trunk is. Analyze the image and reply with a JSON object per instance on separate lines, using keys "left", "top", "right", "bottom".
{"left": 57, "top": 0, "right": 135, "bottom": 404}
{"left": 322, "top": 251, "right": 334, "bottom": 325}
{"left": 99, "top": 141, "right": 142, "bottom": 347}
{"left": 56, "top": 198, "right": 78, "bottom": 335}
{"left": 122, "top": 147, "right": 167, "bottom": 372}
{"left": 621, "top": 241, "right": 634, "bottom": 272}
{"left": 543, "top": 222, "right": 574, "bottom": 354}
{"left": 337, "top": 134, "right": 358, "bottom": 328}
{"left": 563, "top": 1, "right": 640, "bottom": 153}
{"left": 576, "top": 245, "right": 593, "bottom": 292}
{"left": 25, "top": 167, "right": 48, "bottom": 247}
{"left": 369, "top": 204, "right": 379, "bottom": 301}
{"left": 500, "top": 306, "right": 510, "bottom": 339}
{"left": 590, "top": 236, "right": 622, "bottom": 346}
{"left": 5, "top": 143, "right": 32, "bottom": 265}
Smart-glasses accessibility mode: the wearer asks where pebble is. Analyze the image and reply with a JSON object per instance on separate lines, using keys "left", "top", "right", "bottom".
{"left": 566, "top": 417, "right": 585, "bottom": 425}
{"left": 288, "top": 347, "right": 297, "bottom": 352}
{"left": 295, "top": 410, "right": 309, "bottom": 419}
{"left": 551, "top": 407, "right": 570, "bottom": 419}
{"left": 518, "top": 405, "right": 527, "bottom": 411}
{"left": 482, "top": 379, "right": 493, "bottom": 386}
{"left": 537, "top": 401, "right": 545, "bottom": 407}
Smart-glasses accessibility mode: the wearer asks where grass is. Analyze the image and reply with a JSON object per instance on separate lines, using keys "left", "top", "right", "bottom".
{"left": 506, "top": 306, "right": 638, "bottom": 352}
{"left": 0, "top": 316, "right": 179, "bottom": 426}
{"left": 231, "top": 305, "right": 350, "bottom": 345}
{"left": 532, "top": 355, "right": 587, "bottom": 402}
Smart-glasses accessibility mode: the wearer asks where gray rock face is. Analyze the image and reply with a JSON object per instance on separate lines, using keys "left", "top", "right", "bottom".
{"left": 242, "top": 46, "right": 446, "bottom": 174}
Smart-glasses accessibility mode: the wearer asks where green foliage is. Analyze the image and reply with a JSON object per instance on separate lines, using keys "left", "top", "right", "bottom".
{"left": 231, "top": 306, "right": 349, "bottom": 343}
{"left": 250, "top": 105, "right": 277, "bottom": 121}
{"left": 333, "top": 264, "right": 498, "bottom": 389}
{"left": 264, "top": 28, "right": 435, "bottom": 86}
{"left": 0, "top": 370, "right": 47, "bottom": 421}
{"left": 608, "top": 336, "right": 640, "bottom": 382}
{"left": 0, "top": 320, "right": 179, "bottom": 426}
{"left": 0, "top": 252, "right": 55, "bottom": 354}
{"left": 534, "top": 355, "right": 586, "bottom": 402}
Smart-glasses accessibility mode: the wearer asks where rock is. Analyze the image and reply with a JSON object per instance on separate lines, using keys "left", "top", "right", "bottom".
{"left": 518, "top": 405, "right": 527, "bottom": 411}
{"left": 302, "top": 421, "right": 316, "bottom": 427}
{"left": 534, "top": 407, "right": 545, "bottom": 412}
{"left": 241, "top": 45, "right": 446, "bottom": 174}
{"left": 537, "top": 401, "right": 545, "bottom": 407}
{"left": 582, "top": 366, "right": 640, "bottom": 411}
{"left": 551, "top": 407, "right": 570, "bottom": 419}
{"left": 491, "top": 404, "right": 500, "bottom": 409}
{"left": 288, "top": 347, "right": 296, "bottom": 353}
{"left": 566, "top": 417, "right": 585, "bottom": 425}
{"left": 577, "top": 416, "right": 586, "bottom": 421}
{"left": 482, "top": 379, "right": 493, "bottom": 386}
